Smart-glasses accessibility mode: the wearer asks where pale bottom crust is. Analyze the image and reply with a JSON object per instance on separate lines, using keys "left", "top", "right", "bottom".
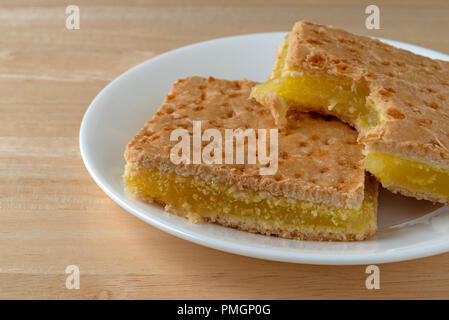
{"left": 130, "top": 193, "right": 377, "bottom": 242}
{"left": 383, "top": 181, "right": 449, "bottom": 206}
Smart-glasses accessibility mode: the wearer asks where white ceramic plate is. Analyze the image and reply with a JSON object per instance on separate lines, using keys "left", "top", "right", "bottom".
{"left": 80, "top": 32, "right": 449, "bottom": 265}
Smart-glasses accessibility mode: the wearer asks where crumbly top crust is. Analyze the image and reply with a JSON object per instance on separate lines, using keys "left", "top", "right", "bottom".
{"left": 125, "top": 76, "right": 366, "bottom": 208}
{"left": 287, "top": 21, "right": 449, "bottom": 169}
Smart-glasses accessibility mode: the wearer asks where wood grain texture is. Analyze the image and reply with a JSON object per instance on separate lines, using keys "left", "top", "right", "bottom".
{"left": 1, "top": 0, "right": 449, "bottom": 299}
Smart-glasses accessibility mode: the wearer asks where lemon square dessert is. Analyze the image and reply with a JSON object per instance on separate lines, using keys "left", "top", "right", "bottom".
{"left": 124, "top": 76, "right": 378, "bottom": 241}
{"left": 251, "top": 21, "right": 449, "bottom": 205}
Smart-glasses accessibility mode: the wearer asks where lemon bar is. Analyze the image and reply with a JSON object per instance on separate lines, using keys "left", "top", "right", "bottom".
{"left": 251, "top": 21, "right": 449, "bottom": 205}
{"left": 124, "top": 76, "right": 378, "bottom": 241}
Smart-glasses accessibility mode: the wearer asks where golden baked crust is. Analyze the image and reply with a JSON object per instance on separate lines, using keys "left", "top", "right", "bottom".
{"left": 125, "top": 76, "right": 366, "bottom": 209}
{"left": 284, "top": 20, "right": 449, "bottom": 170}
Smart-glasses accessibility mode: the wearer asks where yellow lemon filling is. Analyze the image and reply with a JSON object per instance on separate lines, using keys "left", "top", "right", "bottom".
{"left": 251, "top": 36, "right": 448, "bottom": 201}
{"left": 251, "top": 72, "right": 379, "bottom": 129}
{"left": 124, "top": 164, "right": 377, "bottom": 234}
{"left": 250, "top": 37, "right": 380, "bottom": 130}
{"left": 366, "top": 153, "right": 449, "bottom": 198}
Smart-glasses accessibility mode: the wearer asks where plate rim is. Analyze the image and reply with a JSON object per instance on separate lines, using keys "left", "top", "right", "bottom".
{"left": 80, "top": 32, "right": 449, "bottom": 265}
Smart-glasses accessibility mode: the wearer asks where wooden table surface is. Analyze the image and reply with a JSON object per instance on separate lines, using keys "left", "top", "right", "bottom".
{"left": 1, "top": 0, "right": 449, "bottom": 299}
